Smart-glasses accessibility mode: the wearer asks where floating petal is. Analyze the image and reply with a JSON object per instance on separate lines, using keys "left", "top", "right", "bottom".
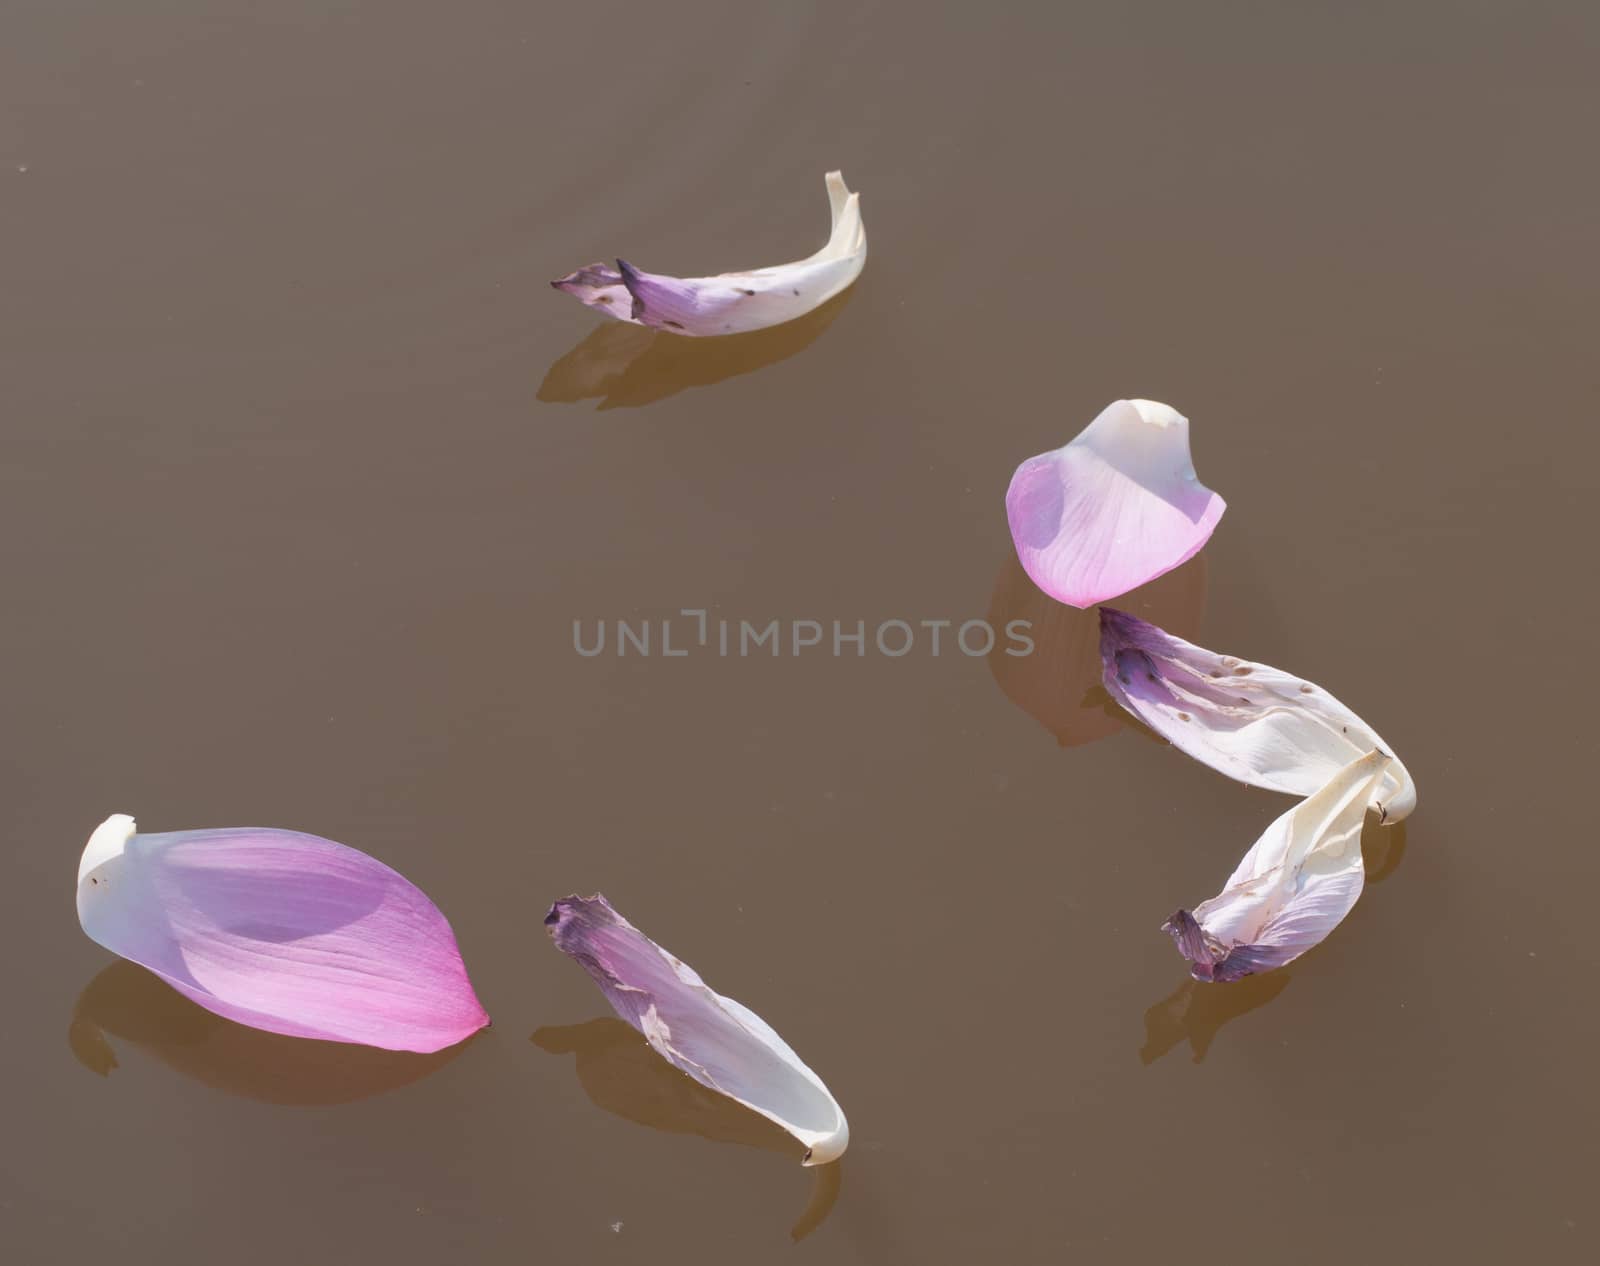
{"left": 1006, "top": 399, "right": 1225, "bottom": 608}
{"left": 551, "top": 171, "right": 865, "bottom": 336}
{"left": 1163, "top": 750, "right": 1390, "bottom": 981}
{"left": 545, "top": 894, "right": 847, "bottom": 1165}
{"left": 76, "top": 814, "right": 489, "bottom": 1053}
{"left": 1099, "top": 607, "right": 1416, "bottom": 821}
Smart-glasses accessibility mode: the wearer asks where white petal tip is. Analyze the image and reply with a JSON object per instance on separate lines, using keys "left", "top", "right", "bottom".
{"left": 802, "top": 1133, "right": 849, "bottom": 1166}
{"left": 79, "top": 814, "right": 136, "bottom": 886}
{"left": 1125, "top": 399, "right": 1186, "bottom": 428}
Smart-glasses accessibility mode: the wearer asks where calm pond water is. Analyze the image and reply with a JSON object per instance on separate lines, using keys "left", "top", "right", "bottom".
{"left": 4, "top": 2, "right": 1597, "bottom": 1262}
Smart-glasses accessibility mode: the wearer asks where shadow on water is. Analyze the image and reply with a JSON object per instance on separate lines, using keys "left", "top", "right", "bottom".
{"left": 533, "top": 1017, "right": 841, "bottom": 1242}
{"left": 68, "top": 960, "right": 468, "bottom": 1105}
{"left": 1141, "top": 969, "right": 1294, "bottom": 1066}
{"left": 537, "top": 288, "right": 853, "bottom": 410}
{"left": 1140, "top": 816, "right": 1410, "bottom": 1065}
{"left": 987, "top": 550, "right": 1209, "bottom": 748}
{"left": 1363, "top": 817, "right": 1408, "bottom": 885}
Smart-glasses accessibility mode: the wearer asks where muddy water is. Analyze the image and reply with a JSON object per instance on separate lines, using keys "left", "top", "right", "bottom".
{"left": 3, "top": 2, "right": 1597, "bottom": 1262}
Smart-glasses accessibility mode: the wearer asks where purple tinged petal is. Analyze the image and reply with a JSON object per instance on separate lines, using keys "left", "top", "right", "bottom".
{"left": 545, "top": 894, "right": 848, "bottom": 1165}
{"left": 1099, "top": 607, "right": 1416, "bottom": 821}
{"left": 1162, "top": 912, "right": 1300, "bottom": 983}
{"left": 550, "top": 171, "right": 866, "bottom": 337}
{"left": 76, "top": 815, "right": 489, "bottom": 1053}
{"left": 1166, "top": 751, "right": 1390, "bottom": 982}
{"left": 1006, "top": 400, "right": 1226, "bottom": 608}
{"left": 616, "top": 258, "right": 703, "bottom": 329}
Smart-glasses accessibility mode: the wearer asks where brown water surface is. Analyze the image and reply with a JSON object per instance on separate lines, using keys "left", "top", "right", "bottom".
{"left": 4, "top": 2, "right": 1598, "bottom": 1263}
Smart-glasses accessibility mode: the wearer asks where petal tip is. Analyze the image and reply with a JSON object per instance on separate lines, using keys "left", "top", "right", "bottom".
{"left": 802, "top": 1120, "right": 850, "bottom": 1166}
{"left": 1125, "top": 398, "right": 1187, "bottom": 429}
{"left": 79, "top": 814, "right": 136, "bottom": 886}
{"left": 544, "top": 893, "right": 618, "bottom": 941}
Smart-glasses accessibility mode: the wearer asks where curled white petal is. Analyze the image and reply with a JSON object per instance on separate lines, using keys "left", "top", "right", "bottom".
{"left": 551, "top": 171, "right": 865, "bottom": 336}
{"left": 1164, "top": 750, "right": 1391, "bottom": 981}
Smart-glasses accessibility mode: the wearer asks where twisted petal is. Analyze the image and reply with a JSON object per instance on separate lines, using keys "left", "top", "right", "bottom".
{"left": 545, "top": 894, "right": 848, "bottom": 1165}
{"left": 1006, "top": 399, "right": 1226, "bottom": 608}
{"left": 1163, "top": 750, "right": 1390, "bottom": 981}
{"left": 551, "top": 171, "right": 866, "bottom": 336}
{"left": 1099, "top": 607, "right": 1416, "bottom": 822}
{"left": 76, "top": 815, "right": 489, "bottom": 1053}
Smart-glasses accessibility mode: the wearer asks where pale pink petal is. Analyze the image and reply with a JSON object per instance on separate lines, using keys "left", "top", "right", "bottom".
{"left": 1163, "top": 750, "right": 1390, "bottom": 982}
{"left": 76, "top": 815, "right": 489, "bottom": 1053}
{"left": 1006, "top": 399, "right": 1225, "bottom": 608}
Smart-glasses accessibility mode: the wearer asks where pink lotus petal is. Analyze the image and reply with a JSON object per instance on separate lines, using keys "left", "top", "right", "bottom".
{"left": 1099, "top": 607, "right": 1416, "bottom": 822}
{"left": 1006, "top": 399, "right": 1226, "bottom": 608}
{"left": 550, "top": 171, "right": 865, "bottom": 337}
{"left": 545, "top": 894, "right": 848, "bottom": 1165}
{"left": 1163, "top": 750, "right": 1390, "bottom": 982}
{"left": 76, "top": 815, "right": 489, "bottom": 1053}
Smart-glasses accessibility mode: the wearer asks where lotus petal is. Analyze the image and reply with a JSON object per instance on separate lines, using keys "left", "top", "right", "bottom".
{"left": 1006, "top": 399, "right": 1226, "bottom": 607}
{"left": 1099, "top": 607, "right": 1416, "bottom": 822}
{"left": 1163, "top": 749, "right": 1390, "bottom": 981}
{"left": 551, "top": 170, "right": 865, "bottom": 336}
{"left": 545, "top": 894, "right": 847, "bottom": 1165}
{"left": 76, "top": 814, "right": 489, "bottom": 1053}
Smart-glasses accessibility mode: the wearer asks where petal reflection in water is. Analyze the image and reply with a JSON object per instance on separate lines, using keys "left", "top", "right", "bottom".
{"left": 1141, "top": 971, "right": 1294, "bottom": 1065}
{"left": 533, "top": 1018, "right": 842, "bottom": 1242}
{"left": 537, "top": 288, "right": 853, "bottom": 411}
{"left": 1363, "top": 818, "right": 1408, "bottom": 885}
{"left": 987, "top": 550, "right": 1207, "bottom": 747}
{"left": 1141, "top": 815, "right": 1409, "bottom": 1064}
{"left": 68, "top": 961, "right": 467, "bottom": 1105}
